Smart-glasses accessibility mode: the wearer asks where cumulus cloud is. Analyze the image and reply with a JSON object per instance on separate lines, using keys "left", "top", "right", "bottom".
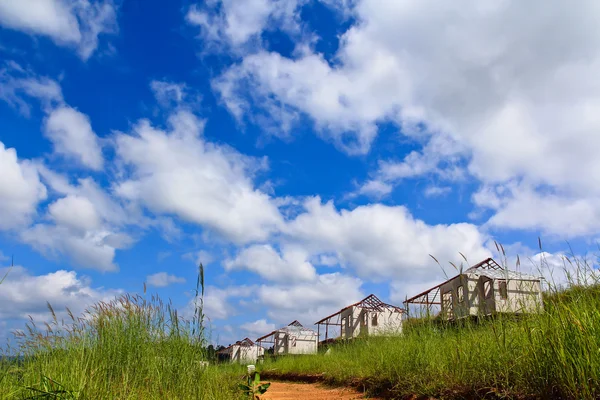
{"left": 352, "top": 179, "right": 392, "bottom": 199}
{"left": 0, "top": 0, "right": 118, "bottom": 59}
{"left": 183, "top": 250, "right": 215, "bottom": 266}
{"left": 48, "top": 195, "right": 102, "bottom": 232}
{"left": 215, "top": 0, "right": 600, "bottom": 236}
{"left": 240, "top": 318, "right": 275, "bottom": 337}
{"left": 0, "top": 142, "right": 47, "bottom": 230}
{"left": 0, "top": 61, "right": 63, "bottom": 116}
{"left": 146, "top": 272, "right": 186, "bottom": 287}
{"left": 150, "top": 80, "right": 201, "bottom": 110}
{"left": 284, "top": 197, "right": 491, "bottom": 282}
{"left": 114, "top": 110, "right": 284, "bottom": 244}
{"left": 0, "top": 264, "right": 121, "bottom": 322}
{"left": 21, "top": 223, "right": 124, "bottom": 272}
{"left": 21, "top": 172, "right": 137, "bottom": 272}
{"left": 424, "top": 186, "right": 451, "bottom": 198}
{"left": 225, "top": 244, "right": 316, "bottom": 282}
{"left": 474, "top": 182, "right": 600, "bottom": 238}
{"left": 201, "top": 285, "right": 256, "bottom": 320}
{"left": 257, "top": 272, "right": 364, "bottom": 324}
{"left": 44, "top": 106, "right": 104, "bottom": 170}
{"left": 186, "top": 0, "right": 302, "bottom": 50}
{"left": 2, "top": 64, "right": 105, "bottom": 170}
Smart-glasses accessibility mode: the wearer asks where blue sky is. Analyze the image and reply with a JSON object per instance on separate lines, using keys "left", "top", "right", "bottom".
{"left": 1, "top": 0, "right": 599, "bottom": 345}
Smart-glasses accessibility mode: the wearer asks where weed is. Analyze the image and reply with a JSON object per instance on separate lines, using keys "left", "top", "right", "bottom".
{"left": 260, "top": 248, "right": 600, "bottom": 399}
{"left": 239, "top": 369, "right": 270, "bottom": 400}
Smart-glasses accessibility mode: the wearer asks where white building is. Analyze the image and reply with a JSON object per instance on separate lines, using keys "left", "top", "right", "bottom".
{"left": 217, "top": 338, "right": 264, "bottom": 363}
{"left": 404, "top": 258, "right": 544, "bottom": 320}
{"left": 315, "top": 295, "right": 405, "bottom": 342}
{"left": 256, "top": 321, "right": 318, "bottom": 355}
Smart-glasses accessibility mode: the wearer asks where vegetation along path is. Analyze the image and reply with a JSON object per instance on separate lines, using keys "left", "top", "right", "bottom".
{"left": 262, "top": 381, "right": 382, "bottom": 400}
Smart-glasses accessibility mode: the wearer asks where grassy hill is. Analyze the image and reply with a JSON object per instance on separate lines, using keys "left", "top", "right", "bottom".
{"left": 1, "top": 256, "right": 599, "bottom": 399}
{"left": 259, "top": 284, "right": 600, "bottom": 399}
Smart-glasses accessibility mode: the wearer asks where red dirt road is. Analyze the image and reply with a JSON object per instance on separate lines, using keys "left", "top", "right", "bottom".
{"left": 261, "top": 381, "right": 381, "bottom": 400}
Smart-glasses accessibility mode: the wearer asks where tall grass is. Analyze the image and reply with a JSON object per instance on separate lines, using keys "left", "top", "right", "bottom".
{"left": 0, "top": 264, "right": 245, "bottom": 400}
{"left": 262, "top": 251, "right": 600, "bottom": 399}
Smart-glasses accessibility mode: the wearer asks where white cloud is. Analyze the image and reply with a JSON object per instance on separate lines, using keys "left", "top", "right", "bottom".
{"left": 21, "top": 223, "right": 124, "bottom": 272}
{"left": 216, "top": 0, "right": 600, "bottom": 236}
{"left": 353, "top": 179, "right": 392, "bottom": 199}
{"left": 48, "top": 195, "right": 102, "bottom": 232}
{"left": 371, "top": 133, "right": 467, "bottom": 188}
{"left": 0, "top": 61, "right": 63, "bottom": 116}
{"left": 284, "top": 197, "right": 491, "bottom": 282}
{"left": 150, "top": 80, "right": 200, "bottom": 109}
{"left": 225, "top": 244, "right": 316, "bottom": 282}
{"left": 0, "top": 0, "right": 117, "bottom": 60}
{"left": 0, "top": 141, "right": 47, "bottom": 230}
{"left": 37, "top": 170, "right": 137, "bottom": 227}
{"left": 146, "top": 272, "right": 186, "bottom": 288}
{"left": 21, "top": 173, "right": 137, "bottom": 272}
{"left": 389, "top": 278, "right": 445, "bottom": 306}
{"left": 183, "top": 250, "right": 215, "bottom": 266}
{"left": 424, "top": 186, "right": 451, "bottom": 198}
{"left": 44, "top": 106, "right": 104, "bottom": 170}
{"left": 257, "top": 272, "right": 364, "bottom": 324}
{"left": 114, "top": 110, "right": 284, "bottom": 244}
{"left": 240, "top": 318, "right": 275, "bottom": 337}
{"left": 186, "top": 0, "right": 302, "bottom": 50}
{"left": 2, "top": 65, "right": 104, "bottom": 171}
{"left": 202, "top": 285, "right": 256, "bottom": 320}
{"left": 474, "top": 182, "right": 600, "bottom": 237}
{"left": 0, "top": 265, "right": 121, "bottom": 321}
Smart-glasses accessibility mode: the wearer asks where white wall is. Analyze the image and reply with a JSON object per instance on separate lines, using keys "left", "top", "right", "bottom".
{"left": 340, "top": 306, "right": 403, "bottom": 338}
{"left": 370, "top": 309, "right": 403, "bottom": 335}
{"left": 494, "top": 279, "right": 544, "bottom": 314}
{"left": 273, "top": 330, "right": 318, "bottom": 355}
{"left": 230, "top": 345, "right": 264, "bottom": 363}
{"left": 439, "top": 273, "right": 544, "bottom": 320}
{"left": 287, "top": 332, "right": 318, "bottom": 355}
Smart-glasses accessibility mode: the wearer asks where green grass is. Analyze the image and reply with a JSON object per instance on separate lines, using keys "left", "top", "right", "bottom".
{"left": 260, "top": 253, "right": 600, "bottom": 399}
{"left": 2, "top": 251, "right": 600, "bottom": 399}
{"left": 0, "top": 265, "right": 249, "bottom": 400}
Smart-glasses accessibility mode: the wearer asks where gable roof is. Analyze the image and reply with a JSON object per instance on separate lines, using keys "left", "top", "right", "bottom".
{"left": 403, "top": 257, "right": 543, "bottom": 306}
{"left": 218, "top": 337, "right": 258, "bottom": 352}
{"left": 256, "top": 320, "right": 318, "bottom": 342}
{"left": 315, "top": 294, "right": 405, "bottom": 325}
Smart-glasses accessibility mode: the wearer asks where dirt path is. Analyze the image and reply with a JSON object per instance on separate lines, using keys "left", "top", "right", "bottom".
{"left": 261, "top": 381, "right": 381, "bottom": 400}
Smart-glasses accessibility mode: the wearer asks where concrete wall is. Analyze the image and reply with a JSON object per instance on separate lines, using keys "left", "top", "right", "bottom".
{"left": 370, "top": 309, "right": 403, "bottom": 335}
{"left": 439, "top": 273, "right": 543, "bottom": 320}
{"left": 494, "top": 279, "right": 544, "bottom": 314}
{"left": 340, "top": 306, "right": 403, "bottom": 338}
{"left": 273, "top": 330, "right": 318, "bottom": 355}
{"left": 230, "top": 345, "right": 264, "bottom": 363}
{"left": 287, "top": 332, "right": 318, "bottom": 355}
{"left": 440, "top": 275, "right": 477, "bottom": 319}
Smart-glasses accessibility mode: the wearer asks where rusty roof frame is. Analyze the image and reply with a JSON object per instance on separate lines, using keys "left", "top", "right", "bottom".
{"left": 256, "top": 321, "right": 317, "bottom": 345}
{"left": 314, "top": 294, "right": 405, "bottom": 325}
{"left": 466, "top": 257, "right": 503, "bottom": 272}
{"left": 403, "top": 257, "right": 538, "bottom": 306}
{"left": 218, "top": 337, "right": 261, "bottom": 353}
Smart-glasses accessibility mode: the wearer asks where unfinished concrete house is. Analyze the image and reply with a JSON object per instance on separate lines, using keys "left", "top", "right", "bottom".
{"left": 217, "top": 338, "right": 264, "bottom": 363}
{"left": 403, "top": 258, "right": 544, "bottom": 320}
{"left": 256, "top": 321, "right": 318, "bottom": 355}
{"left": 315, "top": 294, "right": 405, "bottom": 342}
